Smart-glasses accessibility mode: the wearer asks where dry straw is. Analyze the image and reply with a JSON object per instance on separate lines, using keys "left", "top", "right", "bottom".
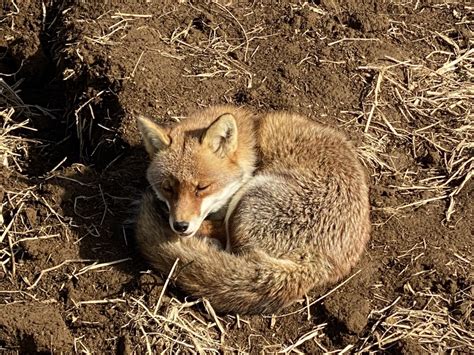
{"left": 1, "top": 1, "right": 473, "bottom": 353}
{"left": 348, "top": 32, "right": 473, "bottom": 222}
{"left": 0, "top": 79, "right": 70, "bottom": 282}
{"left": 359, "top": 285, "right": 473, "bottom": 353}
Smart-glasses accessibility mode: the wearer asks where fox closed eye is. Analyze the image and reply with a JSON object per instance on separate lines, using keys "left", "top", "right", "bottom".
{"left": 196, "top": 183, "right": 211, "bottom": 194}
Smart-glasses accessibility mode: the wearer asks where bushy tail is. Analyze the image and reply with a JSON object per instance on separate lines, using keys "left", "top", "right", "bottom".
{"left": 134, "top": 191, "right": 333, "bottom": 314}
{"left": 139, "top": 237, "right": 323, "bottom": 314}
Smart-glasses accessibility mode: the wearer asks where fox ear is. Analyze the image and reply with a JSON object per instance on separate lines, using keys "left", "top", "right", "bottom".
{"left": 137, "top": 115, "right": 171, "bottom": 156}
{"left": 201, "top": 113, "right": 238, "bottom": 157}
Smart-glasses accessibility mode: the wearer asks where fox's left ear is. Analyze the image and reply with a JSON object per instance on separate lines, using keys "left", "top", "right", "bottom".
{"left": 201, "top": 113, "right": 238, "bottom": 157}
{"left": 137, "top": 115, "right": 171, "bottom": 156}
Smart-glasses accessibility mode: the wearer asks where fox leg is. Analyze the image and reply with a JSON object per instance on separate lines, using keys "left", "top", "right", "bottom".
{"left": 198, "top": 219, "right": 226, "bottom": 249}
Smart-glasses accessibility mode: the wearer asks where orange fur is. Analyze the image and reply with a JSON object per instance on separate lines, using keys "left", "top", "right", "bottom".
{"left": 135, "top": 105, "right": 371, "bottom": 314}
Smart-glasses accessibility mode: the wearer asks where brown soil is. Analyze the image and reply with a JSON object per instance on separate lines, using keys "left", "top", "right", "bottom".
{"left": 1, "top": 0, "right": 472, "bottom": 353}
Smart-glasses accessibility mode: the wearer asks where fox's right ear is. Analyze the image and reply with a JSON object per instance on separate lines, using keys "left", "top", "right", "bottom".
{"left": 137, "top": 115, "right": 171, "bottom": 156}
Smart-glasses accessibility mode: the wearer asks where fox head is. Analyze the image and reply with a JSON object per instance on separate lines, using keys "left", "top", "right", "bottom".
{"left": 138, "top": 111, "right": 250, "bottom": 237}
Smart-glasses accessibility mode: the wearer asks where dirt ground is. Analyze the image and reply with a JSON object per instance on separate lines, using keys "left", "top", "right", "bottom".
{"left": 0, "top": 0, "right": 472, "bottom": 353}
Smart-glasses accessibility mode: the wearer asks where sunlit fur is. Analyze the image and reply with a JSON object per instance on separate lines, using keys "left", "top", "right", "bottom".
{"left": 135, "top": 105, "right": 371, "bottom": 314}
{"left": 139, "top": 106, "right": 256, "bottom": 236}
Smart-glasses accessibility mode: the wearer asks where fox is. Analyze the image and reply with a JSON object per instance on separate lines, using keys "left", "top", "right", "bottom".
{"left": 134, "top": 105, "right": 371, "bottom": 314}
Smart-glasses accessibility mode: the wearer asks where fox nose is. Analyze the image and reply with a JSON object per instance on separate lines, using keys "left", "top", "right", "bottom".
{"left": 173, "top": 221, "right": 189, "bottom": 233}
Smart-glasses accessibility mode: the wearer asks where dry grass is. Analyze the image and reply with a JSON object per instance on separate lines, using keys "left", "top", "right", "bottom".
{"left": 81, "top": 2, "right": 269, "bottom": 86}
{"left": 0, "top": 80, "right": 25, "bottom": 225}
{"left": 1, "top": 1, "right": 473, "bottom": 354}
{"left": 338, "top": 18, "right": 473, "bottom": 350}
{"left": 359, "top": 283, "right": 473, "bottom": 353}
{"left": 60, "top": 2, "right": 268, "bottom": 160}
{"left": 356, "top": 239, "right": 473, "bottom": 353}
{"left": 0, "top": 75, "right": 245, "bottom": 353}
{"left": 0, "top": 79, "right": 43, "bottom": 172}
{"left": 126, "top": 295, "right": 234, "bottom": 353}
{"left": 117, "top": 268, "right": 365, "bottom": 354}
{"left": 344, "top": 27, "right": 473, "bottom": 222}
{"left": 0, "top": 79, "right": 63, "bottom": 281}
{"left": 58, "top": 2, "right": 272, "bottom": 164}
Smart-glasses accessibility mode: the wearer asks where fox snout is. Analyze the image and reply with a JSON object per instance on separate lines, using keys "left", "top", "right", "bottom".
{"left": 169, "top": 218, "right": 197, "bottom": 237}
{"left": 168, "top": 216, "right": 202, "bottom": 237}
{"left": 167, "top": 195, "right": 204, "bottom": 237}
{"left": 172, "top": 221, "right": 189, "bottom": 234}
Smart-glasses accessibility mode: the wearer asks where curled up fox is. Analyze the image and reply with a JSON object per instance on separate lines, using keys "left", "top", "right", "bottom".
{"left": 134, "top": 105, "right": 370, "bottom": 314}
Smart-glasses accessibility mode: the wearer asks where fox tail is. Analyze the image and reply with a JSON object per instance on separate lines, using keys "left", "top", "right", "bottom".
{"left": 135, "top": 193, "right": 332, "bottom": 314}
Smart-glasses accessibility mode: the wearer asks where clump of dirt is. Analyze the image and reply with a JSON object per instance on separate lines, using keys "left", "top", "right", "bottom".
{"left": 1, "top": 0, "right": 472, "bottom": 353}
{"left": 324, "top": 291, "right": 371, "bottom": 334}
{"left": 0, "top": 303, "right": 73, "bottom": 352}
